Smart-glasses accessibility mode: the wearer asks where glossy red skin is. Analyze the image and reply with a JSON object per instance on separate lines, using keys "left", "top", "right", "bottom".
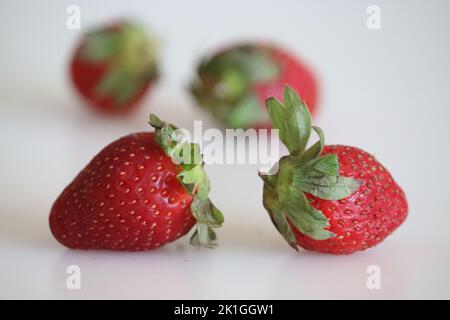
{"left": 252, "top": 47, "right": 318, "bottom": 128}
{"left": 49, "top": 132, "right": 196, "bottom": 251}
{"left": 292, "top": 145, "right": 408, "bottom": 255}
{"left": 70, "top": 44, "right": 151, "bottom": 114}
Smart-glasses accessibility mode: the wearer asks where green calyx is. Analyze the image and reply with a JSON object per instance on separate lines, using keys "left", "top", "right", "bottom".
{"left": 260, "top": 86, "right": 361, "bottom": 249}
{"left": 81, "top": 21, "right": 158, "bottom": 106}
{"left": 190, "top": 45, "right": 279, "bottom": 128}
{"left": 148, "top": 114, "right": 224, "bottom": 248}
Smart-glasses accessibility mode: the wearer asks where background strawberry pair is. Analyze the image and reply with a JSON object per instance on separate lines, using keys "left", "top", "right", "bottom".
{"left": 70, "top": 20, "right": 318, "bottom": 129}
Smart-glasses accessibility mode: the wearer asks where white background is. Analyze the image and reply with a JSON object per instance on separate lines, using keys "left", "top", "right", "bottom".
{"left": 1, "top": 0, "right": 449, "bottom": 299}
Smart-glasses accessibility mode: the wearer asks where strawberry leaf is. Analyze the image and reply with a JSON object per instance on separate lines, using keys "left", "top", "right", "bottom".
{"left": 292, "top": 154, "right": 361, "bottom": 200}
{"left": 226, "top": 47, "right": 280, "bottom": 82}
{"left": 228, "top": 94, "right": 268, "bottom": 128}
{"left": 262, "top": 183, "right": 298, "bottom": 249}
{"left": 191, "top": 196, "right": 224, "bottom": 227}
{"left": 190, "top": 45, "right": 280, "bottom": 128}
{"left": 177, "top": 164, "right": 210, "bottom": 201}
{"left": 284, "top": 191, "right": 334, "bottom": 240}
{"left": 266, "top": 86, "right": 312, "bottom": 155}
{"left": 260, "top": 86, "right": 362, "bottom": 248}
{"left": 262, "top": 175, "right": 334, "bottom": 242}
{"left": 299, "top": 126, "right": 325, "bottom": 162}
{"left": 82, "top": 31, "right": 119, "bottom": 61}
{"left": 149, "top": 114, "right": 224, "bottom": 248}
{"left": 297, "top": 176, "right": 361, "bottom": 201}
{"left": 189, "top": 197, "right": 224, "bottom": 248}
{"left": 94, "top": 67, "right": 146, "bottom": 104}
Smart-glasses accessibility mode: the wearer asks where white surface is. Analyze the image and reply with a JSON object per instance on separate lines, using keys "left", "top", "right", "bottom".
{"left": 1, "top": 0, "right": 450, "bottom": 299}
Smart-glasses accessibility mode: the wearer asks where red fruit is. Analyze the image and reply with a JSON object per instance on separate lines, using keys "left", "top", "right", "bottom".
{"left": 190, "top": 43, "right": 318, "bottom": 129}
{"left": 49, "top": 114, "right": 223, "bottom": 251}
{"left": 70, "top": 21, "right": 158, "bottom": 114}
{"left": 260, "top": 86, "right": 408, "bottom": 255}
{"left": 295, "top": 145, "right": 408, "bottom": 254}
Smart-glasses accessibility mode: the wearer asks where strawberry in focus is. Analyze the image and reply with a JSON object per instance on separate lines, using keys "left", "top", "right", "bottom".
{"left": 260, "top": 86, "right": 408, "bottom": 255}
{"left": 49, "top": 114, "right": 223, "bottom": 250}
{"left": 70, "top": 21, "right": 158, "bottom": 114}
{"left": 190, "top": 43, "right": 318, "bottom": 129}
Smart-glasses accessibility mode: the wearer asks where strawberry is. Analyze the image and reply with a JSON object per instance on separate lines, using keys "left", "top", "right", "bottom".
{"left": 70, "top": 20, "right": 158, "bottom": 114}
{"left": 190, "top": 43, "right": 318, "bottom": 129}
{"left": 260, "top": 86, "right": 408, "bottom": 255}
{"left": 49, "top": 114, "right": 223, "bottom": 250}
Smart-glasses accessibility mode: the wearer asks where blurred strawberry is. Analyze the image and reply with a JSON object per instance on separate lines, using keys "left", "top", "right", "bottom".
{"left": 190, "top": 43, "right": 318, "bottom": 128}
{"left": 70, "top": 20, "right": 158, "bottom": 114}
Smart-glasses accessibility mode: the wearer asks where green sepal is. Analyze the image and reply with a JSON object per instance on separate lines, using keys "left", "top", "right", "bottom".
{"left": 149, "top": 114, "right": 224, "bottom": 248}
{"left": 220, "top": 67, "right": 249, "bottom": 99}
{"left": 94, "top": 67, "right": 144, "bottom": 104}
{"left": 260, "top": 86, "right": 361, "bottom": 248}
{"left": 283, "top": 189, "right": 335, "bottom": 240}
{"left": 190, "top": 223, "right": 217, "bottom": 247}
{"left": 81, "top": 31, "right": 119, "bottom": 62}
{"left": 178, "top": 164, "right": 210, "bottom": 201}
{"left": 81, "top": 22, "right": 158, "bottom": 107}
{"left": 266, "top": 86, "right": 312, "bottom": 155}
{"left": 189, "top": 196, "right": 223, "bottom": 248}
{"left": 299, "top": 126, "right": 325, "bottom": 162}
{"left": 262, "top": 182, "right": 298, "bottom": 250}
{"left": 227, "top": 94, "right": 269, "bottom": 129}
{"left": 190, "top": 45, "right": 280, "bottom": 129}
{"left": 149, "top": 113, "right": 178, "bottom": 154}
{"left": 260, "top": 168, "right": 334, "bottom": 241}
{"left": 291, "top": 154, "right": 361, "bottom": 200}
{"left": 226, "top": 46, "right": 279, "bottom": 82}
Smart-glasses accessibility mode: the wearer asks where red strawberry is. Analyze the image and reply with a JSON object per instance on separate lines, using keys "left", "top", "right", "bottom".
{"left": 190, "top": 43, "right": 318, "bottom": 129}
{"left": 49, "top": 114, "right": 223, "bottom": 250}
{"left": 70, "top": 20, "right": 158, "bottom": 114}
{"left": 260, "top": 86, "right": 408, "bottom": 255}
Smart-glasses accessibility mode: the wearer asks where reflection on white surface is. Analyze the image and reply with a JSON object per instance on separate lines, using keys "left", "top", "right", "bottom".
{"left": 2, "top": 218, "right": 449, "bottom": 299}
{"left": 1, "top": 0, "right": 450, "bottom": 299}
